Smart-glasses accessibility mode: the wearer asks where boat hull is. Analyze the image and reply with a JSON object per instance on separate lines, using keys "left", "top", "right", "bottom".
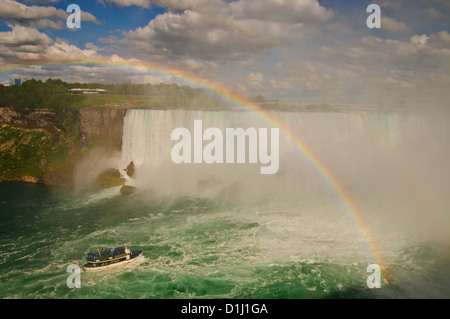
{"left": 83, "top": 254, "right": 144, "bottom": 272}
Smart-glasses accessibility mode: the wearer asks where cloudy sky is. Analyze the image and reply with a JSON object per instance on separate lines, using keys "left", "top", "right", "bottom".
{"left": 0, "top": 0, "right": 449, "bottom": 107}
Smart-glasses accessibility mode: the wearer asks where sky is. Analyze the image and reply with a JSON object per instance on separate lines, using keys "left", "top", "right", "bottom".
{"left": 0, "top": 0, "right": 449, "bottom": 107}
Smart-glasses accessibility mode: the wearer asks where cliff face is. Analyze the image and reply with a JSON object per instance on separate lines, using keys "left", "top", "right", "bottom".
{"left": 0, "top": 106, "right": 127, "bottom": 186}
{"left": 79, "top": 108, "right": 127, "bottom": 153}
{"left": 0, "top": 107, "right": 65, "bottom": 133}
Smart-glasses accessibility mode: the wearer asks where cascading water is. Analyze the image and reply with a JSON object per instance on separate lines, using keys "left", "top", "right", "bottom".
{"left": 120, "top": 108, "right": 450, "bottom": 209}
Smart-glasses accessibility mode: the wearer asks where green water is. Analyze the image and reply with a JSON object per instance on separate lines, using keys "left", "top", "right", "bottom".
{"left": 1, "top": 182, "right": 450, "bottom": 299}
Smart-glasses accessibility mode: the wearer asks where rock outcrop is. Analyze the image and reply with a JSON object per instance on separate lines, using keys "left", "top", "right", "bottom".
{"left": 93, "top": 168, "right": 126, "bottom": 188}
{"left": 120, "top": 185, "right": 137, "bottom": 195}
{"left": 125, "top": 161, "right": 135, "bottom": 178}
{"left": 0, "top": 107, "right": 65, "bottom": 133}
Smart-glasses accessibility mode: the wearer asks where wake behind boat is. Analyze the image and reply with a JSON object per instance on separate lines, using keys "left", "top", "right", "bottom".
{"left": 83, "top": 245, "right": 143, "bottom": 272}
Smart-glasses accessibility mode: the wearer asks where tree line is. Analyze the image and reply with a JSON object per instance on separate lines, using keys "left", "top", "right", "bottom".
{"left": 0, "top": 78, "right": 234, "bottom": 112}
{"left": 0, "top": 79, "right": 85, "bottom": 113}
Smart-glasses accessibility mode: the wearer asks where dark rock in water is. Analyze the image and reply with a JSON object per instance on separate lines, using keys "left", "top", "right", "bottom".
{"left": 125, "top": 161, "right": 135, "bottom": 178}
{"left": 93, "top": 168, "right": 125, "bottom": 188}
{"left": 120, "top": 185, "right": 137, "bottom": 195}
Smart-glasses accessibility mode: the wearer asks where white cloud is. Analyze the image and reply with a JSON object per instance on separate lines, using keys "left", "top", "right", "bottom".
{"left": 381, "top": 17, "right": 412, "bottom": 34}
{"left": 247, "top": 72, "right": 264, "bottom": 88}
{"left": 269, "top": 78, "right": 293, "bottom": 90}
{"left": 272, "top": 30, "right": 450, "bottom": 105}
{"left": 0, "top": 25, "right": 52, "bottom": 60}
{"left": 85, "top": 42, "right": 102, "bottom": 51}
{"left": 410, "top": 34, "right": 429, "bottom": 47}
{"left": 80, "top": 11, "right": 101, "bottom": 24}
{"left": 316, "top": 31, "right": 450, "bottom": 73}
{"left": 0, "top": 24, "right": 103, "bottom": 62}
{"left": 0, "top": 0, "right": 66, "bottom": 20}
{"left": 121, "top": 10, "right": 275, "bottom": 61}
{"left": 152, "top": 0, "right": 225, "bottom": 12}
{"left": 111, "top": 0, "right": 332, "bottom": 61}
{"left": 427, "top": 30, "right": 450, "bottom": 49}
{"left": 103, "top": 0, "right": 151, "bottom": 7}
{"left": 272, "top": 61, "right": 333, "bottom": 94}
{"left": 228, "top": 0, "right": 333, "bottom": 24}
{"left": 45, "top": 39, "right": 99, "bottom": 60}
{"left": 177, "top": 59, "right": 219, "bottom": 77}
{"left": 0, "top": 0, "right": 99, "bottom": 29}
{"left": 21, "top": 0, "right": 60, "bottom": 3}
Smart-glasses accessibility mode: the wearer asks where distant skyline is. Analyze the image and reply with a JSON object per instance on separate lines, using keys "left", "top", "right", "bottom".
{"left": 1, "top": 0, "right": 449, "bottom": 107}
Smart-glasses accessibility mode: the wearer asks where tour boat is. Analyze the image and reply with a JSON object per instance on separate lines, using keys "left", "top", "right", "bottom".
{"left": 82, "top": 245, "right": 143, "bottom": 272}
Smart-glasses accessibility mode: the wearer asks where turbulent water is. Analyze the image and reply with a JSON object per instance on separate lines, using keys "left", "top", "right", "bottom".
{"left": 1, "top": 108, "right": 450, "bottom": 299}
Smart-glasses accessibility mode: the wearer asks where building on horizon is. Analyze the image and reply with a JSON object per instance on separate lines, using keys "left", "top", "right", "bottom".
{"left": 67, "top": 88, "right": 108, "bottom": 95}
{"left": 9, "top": 78, "right": 24, "bottom": 86}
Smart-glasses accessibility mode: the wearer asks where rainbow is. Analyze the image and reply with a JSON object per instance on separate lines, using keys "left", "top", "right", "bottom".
{"left": 1, "top": 59, "right": 389, "bottom": 278}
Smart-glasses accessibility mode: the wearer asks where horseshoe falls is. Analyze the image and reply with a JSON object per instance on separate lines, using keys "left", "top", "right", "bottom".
{"left": 1, "top": 107, "right": 450, "bottom": 299}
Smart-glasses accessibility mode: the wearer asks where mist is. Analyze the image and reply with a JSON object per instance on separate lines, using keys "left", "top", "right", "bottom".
{"left": 114, "top": 107, "right": 450, "bottom": 246}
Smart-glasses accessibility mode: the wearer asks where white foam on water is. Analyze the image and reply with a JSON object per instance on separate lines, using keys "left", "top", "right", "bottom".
{"left": 84, "top": 186, "right": 122, "bottom": 204}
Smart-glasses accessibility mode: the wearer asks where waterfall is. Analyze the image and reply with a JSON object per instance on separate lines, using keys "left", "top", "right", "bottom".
{"left": 121, "top": 109, "right": 400, "bottom": 168}
{"left": 120, "top": 108, "right": 450, "bottom": 213}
